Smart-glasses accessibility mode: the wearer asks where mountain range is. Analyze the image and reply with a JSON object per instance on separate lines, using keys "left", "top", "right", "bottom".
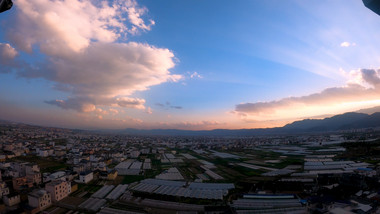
{"left": 113, "top": 112, "right": 380, "bottom": 136}
{"left": 2, "top": 111, "right": 380, "bottom": 137}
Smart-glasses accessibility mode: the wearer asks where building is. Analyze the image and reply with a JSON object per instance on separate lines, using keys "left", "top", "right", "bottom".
{"left": 12, "top": 176, "right": 33, "bottom": 191}
{"left": 10, "top": 162, "right": 39, "bottom": 178}
{"left": 77, "top": 171, "right": 93, "bottom": 184}
{"left": 107, "top": 170, "right": 118, "bottom": 180}
{"left": 45, "top": 180, "right": 70, "bottom": 202}
{"left": 99, "top": 170, "right": 118, "bottom": 180}
{"left": 25, "top": 164, "right": 40, "bottom": 174}
{"left": 38, "top": 150, "right": 49, "bottom": 157}
{"left": 71, "top": 183, "right": 78, "bottom": 193}
{"left": 55, "top": 150, "right": 66, "bottom": 157}
{"left": 3, "top": 194, "right": 20, "bottom": 207}
{"left": 43, "top": 171, "right": 66, "bottom": 183}
{"left": 130, "top": 179, "right": 234, "bottom": 200}
{"left": 0, "top": 181, "right": 9, "bottom": 197}
{"left": 28, "top": 189, "right": 51, "bottom": 211}
{"left": 73, "top": 165, "right": 84, "bottom": 174}
{"left": 230, "top": 194, "right": 306, "bottom": 213}
{"left": 12, "top": 162, "right": 27, "bottom": 177}
{"left": 26, "top": 172, "right": 42, "bottom": 185}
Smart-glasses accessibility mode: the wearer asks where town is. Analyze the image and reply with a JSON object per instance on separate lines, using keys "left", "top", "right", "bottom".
{"left": 0, "top": 121, "right": 379, "bottom": 214}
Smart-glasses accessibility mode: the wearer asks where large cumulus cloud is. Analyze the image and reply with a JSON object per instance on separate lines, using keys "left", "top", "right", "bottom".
{"left": 2, "top": 0, "right": 180, "bottom": 112}
{"left": 235, "top": 69, "right": 380, "bottom": 120}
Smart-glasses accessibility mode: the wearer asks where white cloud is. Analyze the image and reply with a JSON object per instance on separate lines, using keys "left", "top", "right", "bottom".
{"left": 158, "top": 120, "right": 221, "bottom": 129}
{"left": 340, "top": 41, "right": 356, "bottom": 47}
{"left": 116, "top": 97, "right": 145, "bottom": 109}
{"left": 10, "top": 0, "right": 154, "bottom": 53}
{"left": 0, "top": 43, "right": 17, "bottom": 67}
{"left": 125, "top": 1, "right": 155, "bottom": 33}
{"left": 145, "top": 107, "right": 153, "bottom": 114}
{"left": 109, "top": 108, "right": 119, "bottom": 115}
{"left": 45, "top": 99, "right": 96, "bottom": 112}
{"left": 190, "top": 71, "right": 202, "bottom": 79}
{"left": 45, "top": 96, "right": 148, "bottom": 112}
{"left": 3, "top": 0, "right": 182, "bottom": 113}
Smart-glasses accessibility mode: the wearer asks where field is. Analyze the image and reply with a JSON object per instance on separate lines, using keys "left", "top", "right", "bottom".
{"left": 13, "top": 155, "right": 68, "bottom": 172}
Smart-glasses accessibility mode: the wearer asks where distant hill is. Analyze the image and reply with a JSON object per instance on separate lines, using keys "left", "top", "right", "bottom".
{"left": 114, "top": 112, "right": 380, "bottom": 136}
{"left": 356, "top": 105, "right": 380, "bottom": 114}
{"left": 2, "top": 111, "right": 380, "bottom": 136}
{"left": 282, "top": 112, "right": 370, "bottom": 132}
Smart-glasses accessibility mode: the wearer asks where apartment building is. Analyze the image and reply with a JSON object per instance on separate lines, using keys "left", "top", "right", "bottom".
{"left": 45, "top": 180, "right": 70, "bottom": 202}
{"left": 28, "top": 189, "right": 51, "bottom": 211}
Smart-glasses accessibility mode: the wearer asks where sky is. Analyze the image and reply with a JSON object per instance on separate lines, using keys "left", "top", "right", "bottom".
{"left": 1, "top": 0, "right": 380, "bottom": 130}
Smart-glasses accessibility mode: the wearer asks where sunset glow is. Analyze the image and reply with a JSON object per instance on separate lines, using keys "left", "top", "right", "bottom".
{"left": 1, "top": 0, "right": 380, "bottom": 130}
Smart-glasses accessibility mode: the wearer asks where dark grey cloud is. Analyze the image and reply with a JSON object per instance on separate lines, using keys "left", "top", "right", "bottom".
{"left": 156, "top": 102, "right": 183, "bottom": 110}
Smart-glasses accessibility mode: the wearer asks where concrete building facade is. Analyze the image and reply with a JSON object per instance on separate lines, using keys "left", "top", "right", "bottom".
{"left": 45, "top": 180, "right": 70, "bottom": 202}
{"left": 28, "top": 189, "right": 51, "bottom": 211}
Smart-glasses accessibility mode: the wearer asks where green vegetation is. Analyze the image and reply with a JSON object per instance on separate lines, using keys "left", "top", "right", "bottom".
{"left": 13, "top": 155, "right": 69, "bottom": 172}
{"left": 268, "top": 157, "right": 304, "bottom": 169}
{"left": 122, "top": 175, "right": 145, "bottom": 184}
{"left": 144, "top": 169, "right": 160, "bottom": 179}
{"left": 77, "top": 183, "right": 102, "bottom": 193}
{"left": 177, "top": 166, "right": 195, "bottom": 180}
{"left": 107, "top": 163, "right": 117, "bottom": 168}
{"left": 232, "top": 165, "right": 265, "bottom": 177}
{"left": 339, "top": 140, "right": 380, "bottom": 163}
{"left": 42, "top": 164, "right": 68, "bottom": 173}
{"left": 253, "top": 150, "right": 283, "bottom": 160}
{"left": 151, "top": 159, "right": 162, "bottom": 171}
{"left": 110, "top": 202, "right": 146, "bottom": 213}
{"left": 53, "top": 138, "right": 68, "bottom": 145}
{"left": 44, "top": 206, "right": 68, "bottom": 214}
{"left": 210, "top": 157, "right": 235, "bottom": 166}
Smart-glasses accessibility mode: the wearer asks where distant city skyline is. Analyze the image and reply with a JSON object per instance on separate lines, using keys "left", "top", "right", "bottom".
{"left": 1, "top": 0, "right": 380, "bottom": 130}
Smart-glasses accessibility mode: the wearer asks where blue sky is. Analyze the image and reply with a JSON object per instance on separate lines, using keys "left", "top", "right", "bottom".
{"left": 1, "top": 0, "right": 380, "bottom": 130}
